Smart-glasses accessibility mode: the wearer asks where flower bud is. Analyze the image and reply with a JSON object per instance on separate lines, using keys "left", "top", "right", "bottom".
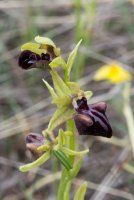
{"left": 25, "top": 133, "right": 45, "bottom": 155}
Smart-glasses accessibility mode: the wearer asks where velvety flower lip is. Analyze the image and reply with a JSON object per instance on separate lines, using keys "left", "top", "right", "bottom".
{"left": 76, "top": 97, "right": 89, "bottom": 111}
{"left": 18, "top": 50, "right": 41, "bottom": 70}
{"left": 74, "top": 97, "right": 112, "bottom": 138}
{"left": 41, "top": 53, "right": 50, "bottom": 61}
{"left": 18, "top": 51, "right": 52, "bottom": 70}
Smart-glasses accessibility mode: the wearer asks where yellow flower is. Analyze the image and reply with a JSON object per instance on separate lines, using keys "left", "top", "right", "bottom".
{"left": 21, "top": 36, "right": 60, "bottom": 57}
{"left": 94, "top": 62, "right": 132, "bottom": 84}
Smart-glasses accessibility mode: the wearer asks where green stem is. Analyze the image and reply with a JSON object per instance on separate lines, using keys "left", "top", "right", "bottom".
{"left": 57, "top": 55, "right": 80, "bottom": 199}
{"left": 57, "top": 169, "right": 69, "bottom": 200}
{"left": 67, "top": 119, "right": 75, "bottom": 164}
{"left": 52, "top": 154, "right": 59, "bottom": 194}
{"left": 64, "top": 181, "right": 71, "bottom": 200}
{"left": 57, "top": 119, "right": 75, "bottom": 200}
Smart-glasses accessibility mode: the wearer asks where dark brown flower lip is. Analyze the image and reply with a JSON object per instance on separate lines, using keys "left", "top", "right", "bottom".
{"left": 18, "top": 50, "right": 52, "bottom": 70}
{"left": 41, "top": 53, "right": 50, "bottom": 61}
{"left": 76, "top": 97, "right": 89, "bottom": 111}
{"left": 18, "top": 50, "right": 41, "bottom": 70}
{"left": 74, "top": 97, "right": 112, "bottom": 138}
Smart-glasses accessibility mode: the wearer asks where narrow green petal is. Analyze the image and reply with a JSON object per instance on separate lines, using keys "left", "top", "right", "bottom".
{"left": 19, "top": 151, "right": 50, "bottom": 172}
{"left": 57, "top": 129, "right": 65, "bottom": 149}
{"left": 61, "top": 147, "right": 89, "bottom": 156}
{"left": 42, "top": 79, "right": 57, "bottom": 100}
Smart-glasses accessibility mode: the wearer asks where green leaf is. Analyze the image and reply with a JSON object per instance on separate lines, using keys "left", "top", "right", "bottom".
{"left": 51, "top": 70, "right": 71, "bottom": 97}
{"left": 48, "top": 106, "right": 75, "bottom": 131}
{"left": 49, "top": 56, "right": 67, "bottom": 70}
{"left": 53, "top": 150, "right": 72, "bottom": 171}
{"left": 19, "top": 151, "right": 50, "bottom": 172}
{"left": 42, "top": 79, "right": 57, "bottom": 100}
{"left": 67, "top": 39, "right": 82, "bottom": 74}
{"left": 74, "top": 182, "right": 87, "bottom": 200}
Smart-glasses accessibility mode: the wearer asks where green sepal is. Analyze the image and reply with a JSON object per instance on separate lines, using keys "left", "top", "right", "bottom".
{"left": 49, "top": 56, "right": 67, "bottom": 70}
{"left": 47, "top": 106, "right": 75, "bottom": 131}
{"left": 52, "top": 149, "right": 72, "bottom": 171}
{"left": 67, "top": 39, "right": 82, "bottom": 75}
{"left": 19, "top": 151, "right": 50, "bottom": 172}
{"left": 35, "top": 36, "right": 56, "bottom": 47}
{"left": 51, "top": 70, "right": 71, "bottom": 97}
{"left": 67, "top": 82, "right": 80, "bottom": 94}
{"left": 42, "top": 79, "right": 57, "bottom": 100}
{"left": 52, "top": 95, "right": 72, "bottom": 108}
{"left": 74, "top": 182, "right": 87, "bottom": 200}
{"left": 43, "top": 78, "right": 72, "bottom": 107}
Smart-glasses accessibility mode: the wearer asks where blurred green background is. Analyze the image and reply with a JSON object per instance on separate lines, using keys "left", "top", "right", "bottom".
{"left": 0, "top": 0, "right": 134, "bottom": 199}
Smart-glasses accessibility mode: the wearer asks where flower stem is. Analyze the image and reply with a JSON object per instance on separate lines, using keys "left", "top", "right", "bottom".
{"left": 67, "top": 119, "right": 75, "bottom": 164}
{"left": 57, "top": 169, "right": 69, "bottom": 200}
{"left": 57, "top": 119, "right": 75, "bottom": 200}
